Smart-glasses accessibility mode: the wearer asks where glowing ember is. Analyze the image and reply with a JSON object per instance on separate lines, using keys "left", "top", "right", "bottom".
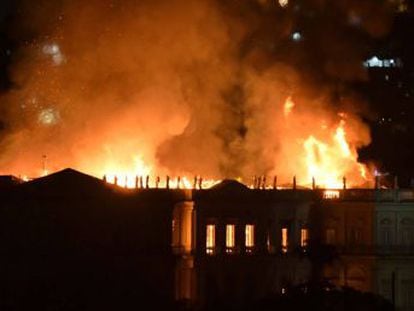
{"left": 283, "top": 96, "right": 295, "bottom": 117}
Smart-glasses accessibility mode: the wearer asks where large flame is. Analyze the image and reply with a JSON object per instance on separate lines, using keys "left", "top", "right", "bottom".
{"left": 0, "top": 1, "right": 375, "bottom": 189}
{"left": 94, "top": 97, "right": 371, "bottom": 190}
{"left": 286, "top": 97, "right": 371, "bottom": 189}
{"left": 303, "top": 120, "right": 366, "bottom": 188}
{"left": 5, "top": 94, "right": 372, "bottom": 190}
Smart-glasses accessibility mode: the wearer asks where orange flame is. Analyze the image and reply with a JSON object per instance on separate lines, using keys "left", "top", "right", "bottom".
{"left": 302, "top": 114, "right": 370, "bottom": 189}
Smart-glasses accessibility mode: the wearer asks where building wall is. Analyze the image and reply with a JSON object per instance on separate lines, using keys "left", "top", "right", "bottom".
{"left": 4, "top": 171, "right": 414, "bottom": 309}
{"left": 314, "top": 198, "right": 414, "bottom": 310}
{"left": 192, "top": 185, "right": 314, "bottom": 307}
{"left": 375, "top": 202, "right": 414, "bottom": 310}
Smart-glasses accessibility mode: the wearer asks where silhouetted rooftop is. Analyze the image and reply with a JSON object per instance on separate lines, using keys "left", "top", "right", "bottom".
{"left": 18, "top": 168, "right": 109, "bottom": 197}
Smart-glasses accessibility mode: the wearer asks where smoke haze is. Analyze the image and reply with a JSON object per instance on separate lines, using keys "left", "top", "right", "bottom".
{"left": 0, "top": 0, "right": 394, "bottom": 185}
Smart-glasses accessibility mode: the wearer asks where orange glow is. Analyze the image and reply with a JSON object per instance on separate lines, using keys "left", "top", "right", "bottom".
{"left": 302, "top": 114, "right": 370, "bottom": 189}
{"left": 206, "top": 224, "right": 216, "bottom": 254}
{"left": 99, "top": 154, "right": 221, "bottom": 189}
{"left": 104, "top": 155, "right": 152, "bottom": 188}
{"left": 245, "top": 224, "right": 255, "bottom": 249}
{"left": 226, "top": 224, "right": 235, "bottom": 252}
{"left": 334, "top": 120, "right": 351, "bottom": 157}
{"left": 0, "top": 1, "right": 377, "bottom": 191}
{"left": 300, "top": 228, "right": 308, "bottom": 248}
{"left": 3, "top": 98, "right": 372, "bottom": 191}
{"left": 323, "top": 190, "right": 340, "bottom": 199}
{"left": 281, "top": 227, "right": 288, "bottom": 253}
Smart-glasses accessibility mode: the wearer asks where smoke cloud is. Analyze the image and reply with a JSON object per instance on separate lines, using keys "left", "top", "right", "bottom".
{"left": 0, "top": 0, "right": 394, "bottom": 185}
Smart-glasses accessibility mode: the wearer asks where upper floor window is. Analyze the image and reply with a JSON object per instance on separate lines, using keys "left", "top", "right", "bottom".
{"left": 402, "top": 229, "right": 414, "bottom": 246}
{"left": 323, "top": 190, "right": 340, "bottom": 199}
{"left": 300, "top": 228, "right": 309, "bottom": 248}
{"left": 380, "top": 228, "right": 392, "bottom": 246}
{"left": 282, "top": 227, "right": 288, "bottom": 253}
{"left": 226, "top": 224, "right": 236, "bottom": 253}
{"left": 245, "top": 224, "right": 255, "bottom": 252}
{"left": 206, "top": 224, "right": 216, "bottom": 255}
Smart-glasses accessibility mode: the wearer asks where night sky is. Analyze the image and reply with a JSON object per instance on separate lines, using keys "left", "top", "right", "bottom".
{"left": 0, "top": 0, "right": 414, "bottom": 186}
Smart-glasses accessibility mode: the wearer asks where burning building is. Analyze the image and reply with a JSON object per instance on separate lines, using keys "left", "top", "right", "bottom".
{"left": 0, "top": 168, "right": 413, "bottom": 310}
{"left": 0, "top": 0, "right": 411, "bottom": 309}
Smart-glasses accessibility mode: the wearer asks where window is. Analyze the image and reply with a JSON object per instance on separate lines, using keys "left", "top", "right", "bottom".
{"left": 245, "top": 224, "right": 255, "bottom": 251}
{"left": 402, "top": 229, "right": 413, "bottom": 246}
{"left": 323, "top": 190, "right": 340, "bottom": 199}
{"left": 402, "top": 280, "right": 414, "bottom": 308}
{"left": 301, "top": 228, "right": 309, "bottom": 248}
{"left": 380, "top": 279, "right": 392, "bottom": 301}
{"left": 326, "top": 228, "right": 336, "bottom": 244}
{"left": 380, "top": 228, "right": 391, "bottom": 246}
{"left": 226, "top": 224, "right": 235, "bottom": 253}
{"left": 206, "top": 224, "right": 216, "bottom": 255}
{"left": 282, "top": 227, "right": 288, "bottom": 253}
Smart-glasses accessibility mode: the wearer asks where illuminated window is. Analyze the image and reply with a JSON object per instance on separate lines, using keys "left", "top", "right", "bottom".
{"left": 301, "top": 228, "right": 309, "bottom": 248}
{"left": 245, "top": 224, "right": 255, "bottom": 251}
{"left": 281, "top": 227, "right": 288, "bottom": 253}
{"left": 326, "top": 228, "right": 336, "bottom": 244}
{"left": 363, "top": 56, "right": 403, "bottom": 68}
{"left": 323, "top": 190, "right": 340, "bottom": 199}
{"left": 226, "top": 224, "right": 235, "bottom": 253}
{"left": 206, "top": 224, "right": 216, "bottom": 255}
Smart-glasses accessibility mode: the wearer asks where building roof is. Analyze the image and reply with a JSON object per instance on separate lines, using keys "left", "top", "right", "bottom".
{"left": 17, "top": 168, "right": 110, "bottom": 197}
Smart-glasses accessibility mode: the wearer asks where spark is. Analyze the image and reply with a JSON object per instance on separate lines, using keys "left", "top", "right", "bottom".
{"left": 42, "top": 43, "right": 65, "bottom": 66}
{"left": 291, "top": 32, "right": 302, "bottom": 42}
{"left": 38, "top": 108, "right": 59, "bottom": 126}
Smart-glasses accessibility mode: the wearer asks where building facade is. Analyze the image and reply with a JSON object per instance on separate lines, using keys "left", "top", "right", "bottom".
{"left": 1, "top": 169, "right": 414, "bottom": 310}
